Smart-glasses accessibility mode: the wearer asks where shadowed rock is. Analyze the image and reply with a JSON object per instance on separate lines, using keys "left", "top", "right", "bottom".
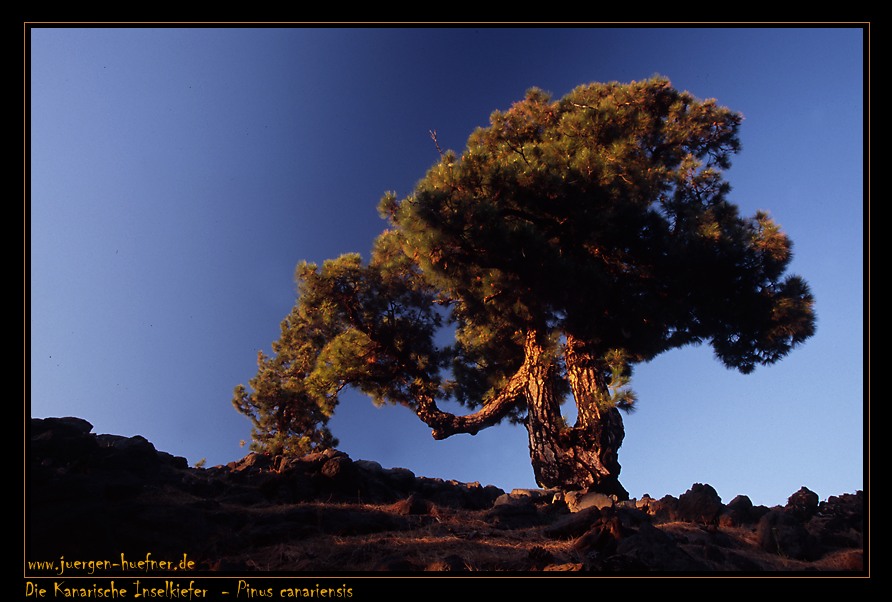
{"left": 676, "top": 483, "right": 723, "bottom": 526}
{"left": 786, "top": 486, "right": 819, "bottom": 520}
{"left": 756, "top": 508, "right": 821, "bottom": 561}
{"left": 27, "top": 417, "right": 864, "bottom": 573}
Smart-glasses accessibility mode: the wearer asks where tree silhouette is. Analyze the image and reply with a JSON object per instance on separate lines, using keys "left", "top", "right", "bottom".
{"left": 234, "top": 77, "right": 815, "bottom": 496}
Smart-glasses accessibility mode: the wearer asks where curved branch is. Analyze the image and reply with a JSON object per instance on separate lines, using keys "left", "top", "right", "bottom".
{"left": 410, "top": 331, "right": 549, "bottom": 439}
{"left": 412, "top": 368, "right": 528, "bottom": 439}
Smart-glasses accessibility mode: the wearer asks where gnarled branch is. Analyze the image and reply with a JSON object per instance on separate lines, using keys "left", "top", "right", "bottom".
{"left": 409, "top": 332, "right": 544, "bottom": 439}
{"left": 412, "top": 368, "right": 527, "bottom": 439}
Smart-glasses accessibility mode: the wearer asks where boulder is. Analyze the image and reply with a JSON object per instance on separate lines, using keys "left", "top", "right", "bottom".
{"left": 485, "top": 495, "right": 542, "bottom": 529}
{"left": 320, "top": 454, "right": 356, "bottom": 480}
{"left": 676, "top": 483, "right": 723, "bottom": 525}
{"left": 95, "top": 435, "right": 162, "bottom": 473}
{"left": 30, "top": 417, "right": 98, "bottom": 460}
{"left": 543, "top": 506, "right": 602, "bottom": 539}
{"left": 819, "top": 491, "right": 863, "bottom": 527}
{"left": 494, "top": 488, "right": 549, "bottom": 507}
{"left": 647, "top": 495, "right": 679, "bottom": 522}
{"left": 510, "top": 488, "right": 556, "bottom": 501}
{"left": 354, "top": 459, "right": 384, "bottom": 473}
{"left": 32, "top": 416, "right": 94, "bottom": 435}
{"left": 756, "top": 508, "right": 821, "bottom": 561}
{"left": 785, "top": 486, "right": 819, "bottom": 520}
{"left": 635, "top": 494, "right": 656, "bottom": 512}
{"left": 565, "top": 490, "right": 615, "bottom": 513}
{"left": 230, "top": 452, "right": 274, "bottom": 472}
{"left": 720, "top": 494, "right": 755, "bottom": 527}
{"left": 808, "top": 492, "right": 864, "bottom": 550}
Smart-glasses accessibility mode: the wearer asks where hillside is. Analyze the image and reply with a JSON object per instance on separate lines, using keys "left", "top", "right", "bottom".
{"left": 27, "top": 416, "right": 865, "bottom": 586}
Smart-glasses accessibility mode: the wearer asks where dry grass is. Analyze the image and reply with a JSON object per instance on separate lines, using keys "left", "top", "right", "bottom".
{"left": 209, "top": 505, "right": 865, "bottom": 573}
{"left": 122, "top": 482, "right": 862, "bottom": 575}
{"left": 212, "top": 503, "right": 580, "bottom": 572}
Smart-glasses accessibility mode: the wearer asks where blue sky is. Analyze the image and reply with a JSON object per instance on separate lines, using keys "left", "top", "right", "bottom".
{"left": 28, "top": 26, "right": 865, "bottom": 507}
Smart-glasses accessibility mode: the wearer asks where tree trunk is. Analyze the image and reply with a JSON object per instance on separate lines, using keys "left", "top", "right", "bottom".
{"left": 524, "top": 332, "right": 628, "bottom": 498}
{"left": 410, "top": 329, "right": 628, "bottom": 497}
{"left": 522, "top": 331, "right": 566, "bottom": 489}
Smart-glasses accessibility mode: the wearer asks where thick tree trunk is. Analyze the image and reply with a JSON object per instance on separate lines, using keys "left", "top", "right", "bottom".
{"left": 521, "top": 332, "right": 566, "bottom": 489}
{"left": 524, "top": 333, "right": 628, "bottom": 498}
{"left": 411, "top": 329, "right": 627, "bottom": 497}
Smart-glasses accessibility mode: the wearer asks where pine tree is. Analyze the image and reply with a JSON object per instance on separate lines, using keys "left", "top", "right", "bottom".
{"left": 233, "top": 77, "right": 815, "bottom": 495}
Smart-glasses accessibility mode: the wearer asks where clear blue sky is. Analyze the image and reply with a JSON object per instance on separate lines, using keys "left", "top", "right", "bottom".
{"left": 28, "top": 26, "right": 865, "bottom": 507}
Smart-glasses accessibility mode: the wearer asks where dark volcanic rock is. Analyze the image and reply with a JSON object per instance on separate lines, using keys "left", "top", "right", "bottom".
{"left": 786, "top": 486, "right": 820, "bottom": 520}
{"left": 809, "top": 491, "right": 864, "bottom": 551}
{"left": 231, "top": 452, "right": 275, "bottom": 472}
{"left": 484, "top": 495, "right": 544, "bottom": 529}
{"left": 676, "top": 483, "right": 723, "bottom": 526}
{"left": 26, "top": 417, "right": 505, "bottom": 562}
{"left": 646, "top": 494, "right": 679, "bottom": 523}
{"left": 720, "top": 494, "right": 756, "bottom": 527}
{"left": 35, "top": 416, "right": 95, "bottom": 434}
{"left": 27, "top": 417, "right": 865, "bottom": 573}
{"left": 30, "top": 416, "right": 99, "bottom": 461}
{"left": 95, "top": 435, "right": 161, "bottom": 473}
{"left": 819, "top": 491, "right": 864, "bottom": 529}
{"left": 756, "top": 508, "right": 821, "bottom": 561}
{"left": 543, "top": 506, "right": 601, "bottom": 539}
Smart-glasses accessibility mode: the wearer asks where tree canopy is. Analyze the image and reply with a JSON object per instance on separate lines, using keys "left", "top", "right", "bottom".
{"left": 233, "top": 77, "right": 815, "bottom": 493}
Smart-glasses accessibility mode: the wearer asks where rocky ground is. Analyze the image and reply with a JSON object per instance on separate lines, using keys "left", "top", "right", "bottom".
{"left": 27, "top": 417, "right": 866, "bottom": 578}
